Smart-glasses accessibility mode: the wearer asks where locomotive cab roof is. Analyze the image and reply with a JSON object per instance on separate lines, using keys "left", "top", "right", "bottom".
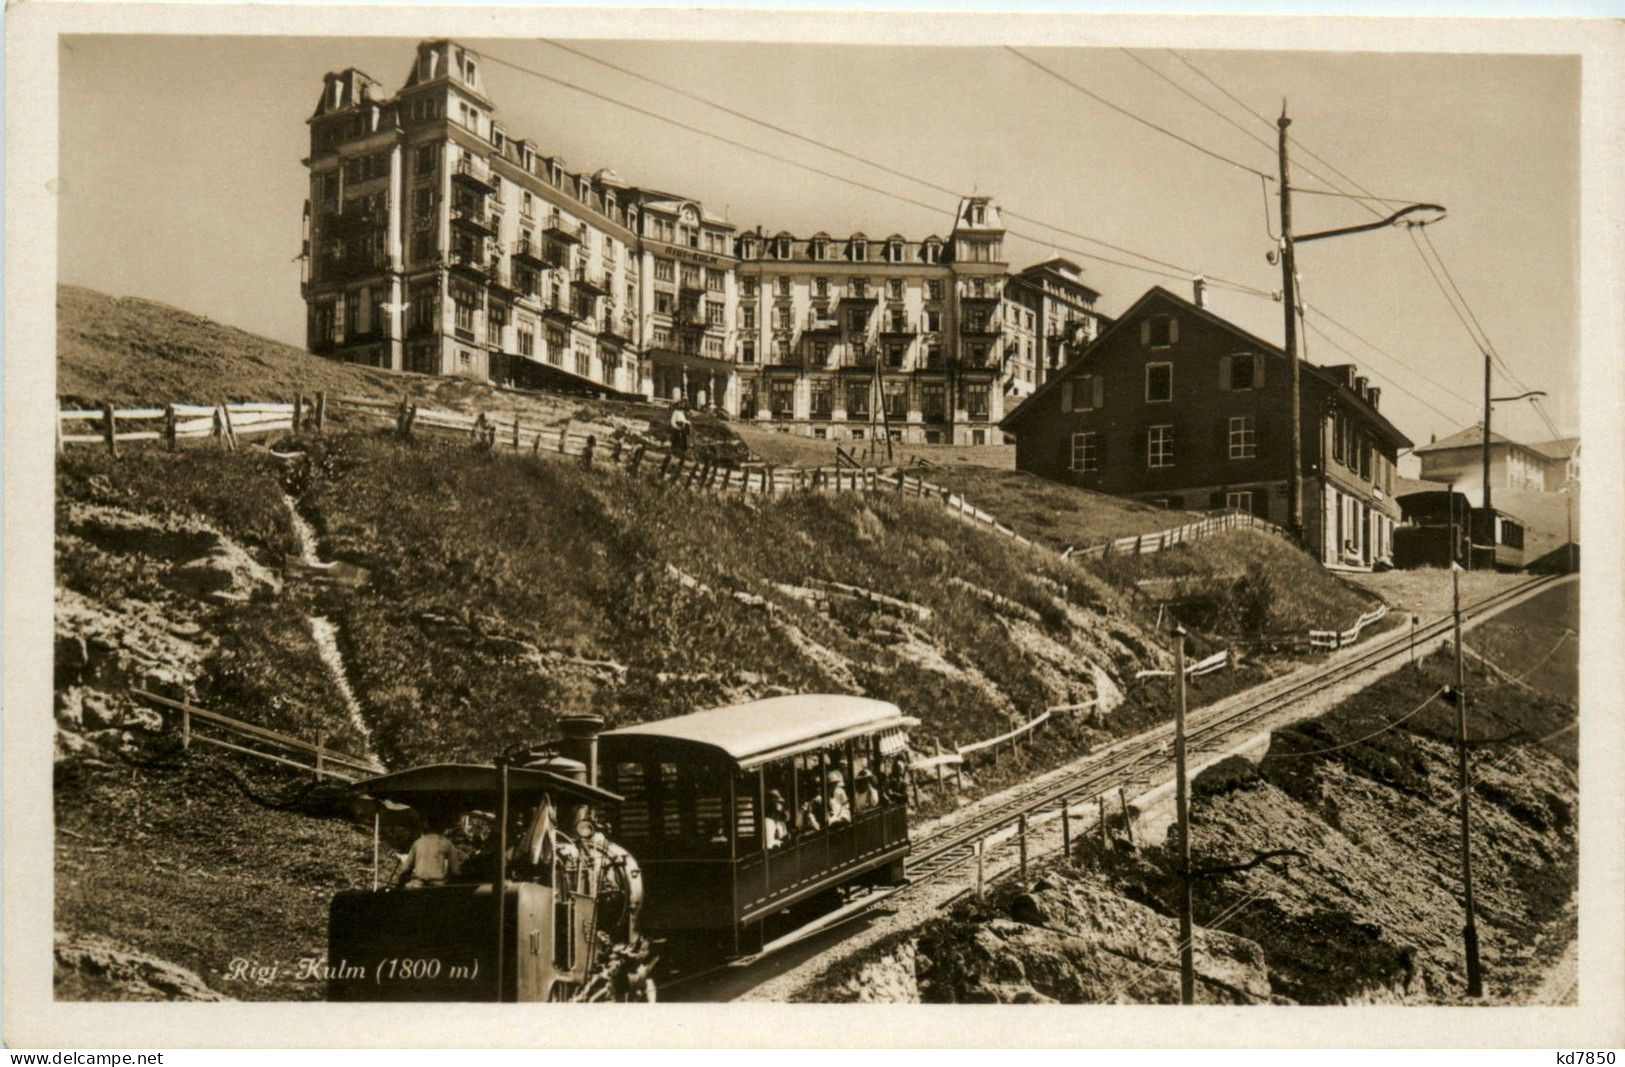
{"left": 600, "top": 694, "right": 917, "bottom": 770}
{"left": 351, "top": 763, "right": 623, "bottom": 807}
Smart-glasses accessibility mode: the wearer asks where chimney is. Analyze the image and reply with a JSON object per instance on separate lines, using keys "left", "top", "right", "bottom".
{"left": 557, "top": 714, "right": 605, "bottom": 787}
{"left": 1354, "top": 376, "right": 1369, "bottom": 401}
{"left": 1367, "top": 386, "right": 1380, "bottom": 410}
{"left": 1192, "top": 275, "right": 1207, "bottom": 308}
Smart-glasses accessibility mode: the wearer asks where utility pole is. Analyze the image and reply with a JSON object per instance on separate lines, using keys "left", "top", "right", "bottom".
{"left": 1278, "top": 106, "right": 1304, "bottom": 546}
{"left": 1173, "top": 625, "right": 1195, "bottom": 1005}
{"left": 1451, "top": 568, "right": 1484, "bottom": 997}
{"left": 1481, "top": 353, "right": 1493, "bottom": 516}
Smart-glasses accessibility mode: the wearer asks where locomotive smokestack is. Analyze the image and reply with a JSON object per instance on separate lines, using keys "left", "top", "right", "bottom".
{"left": 557, "top": 714, "right": 605, "bottom": 787}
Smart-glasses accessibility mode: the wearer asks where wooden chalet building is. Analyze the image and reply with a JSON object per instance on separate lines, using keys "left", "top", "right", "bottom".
{"left": 1000, "top": 286, "right": 1414, "bottom": 569}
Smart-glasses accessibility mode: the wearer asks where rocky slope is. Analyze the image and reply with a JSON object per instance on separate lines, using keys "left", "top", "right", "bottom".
{"left": 814, "top": 651, "right": 1577, "bottom": 1005}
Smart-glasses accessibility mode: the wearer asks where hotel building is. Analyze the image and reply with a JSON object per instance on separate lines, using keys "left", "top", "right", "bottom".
{"left": 302, "top": 40, "right": 1097, "bottom": 444}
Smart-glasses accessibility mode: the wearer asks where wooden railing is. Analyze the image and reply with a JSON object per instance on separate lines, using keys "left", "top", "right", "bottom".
{"left": 1310, "top": 604, "right": 1391, "bottom": 650}
{"left": 131, "top": 688, "right": 381, "bottom": 782}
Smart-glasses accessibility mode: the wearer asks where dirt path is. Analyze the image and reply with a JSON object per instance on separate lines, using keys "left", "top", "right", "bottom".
{"left": 283, "top": 492, "right": 375, "bottom": 762}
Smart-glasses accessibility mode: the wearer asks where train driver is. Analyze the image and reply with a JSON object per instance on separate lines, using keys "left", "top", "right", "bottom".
{"left": 394, "top": 814, "right": 463, "bottom": 889}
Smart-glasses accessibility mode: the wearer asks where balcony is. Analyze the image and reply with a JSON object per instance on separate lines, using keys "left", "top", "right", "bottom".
{"left": 325, "top": 210, "right": 382, "bottom": 235}
{"left": 959, "top": 284, "right": 1003, "bottom": 304}
{"left": 599, "top": 313, "right": 634, "bottom": 342}
{"left": 573, "top": 268, "right": 611, "bottom": 296}
{"left": 451, "top": 204, "right": 495, "bottom": 236}
{"left": 452, "top": 160, "right": 496, "bottom": 195}
{"left": 959, "top": 319, "right": 1001, "bottom": 338}
{"left": 839, "top": 290, "right": 879, "bottom": 306}
{"left": 545, "top": 215, "right": 585, "bottom": 244}
{"left": 804, "top": 310, "right": 841, "bottom": 335}
{"left": 513, "top": 240, "right": 548, "bottom": 269}
{"left": 541, "top": 294, "right": 577, "bottom": 323}
{"left": 447, "top": 250, "right": 494, "bottom": 282}
{"left": 879, "top": 317, "right": 917, "bottom": 337}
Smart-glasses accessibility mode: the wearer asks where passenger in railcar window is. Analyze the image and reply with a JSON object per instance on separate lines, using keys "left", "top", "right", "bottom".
{"left": 852, "top": 768, "right": 880, "bottom": 813}
{"left": 764, "top": 790, "right": 790, "bottom": 850}
{"left": 798, "top": 793, "right": 823, "bottom": 833}
{"left": 825, "top": 768, "right": 851, "bottom": 826}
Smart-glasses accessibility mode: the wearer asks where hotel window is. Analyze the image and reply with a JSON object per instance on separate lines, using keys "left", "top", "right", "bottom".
{"left": 1146, "top": 362, "right": 1173, "bottom": 403}
{"left": 850, "top": 240, "right": 867, "bottom": 262}
{"left": 706, "top": 268, "right": 725, "bottom": 292}
{"left": 887, "top": 344, "right": 906, "bottom": 368}
{"left": 847, "top": 382, "right": 871, "bottom": 417}
{"left": 923, "top": 243, "right": 940, "bottom": 264}
{"left": 965, "top": 383, "right": 990, "bottom": 420}
{"left": 408, "top": 284, "right": 435, "bottom": 331}
{"left": 851, "top": 277, "right": 869, "bottom": 298}
{"left": 814, "top": 277, "right": 830, "bottom": 299}
{"left": 314, "top": 301, "right": 336, "bottom": 342}
{"left": 741, "top": 341, "right": 756, "bottom": 365}
{"left": 810, "top": 378, "right": 833, "bottom": 418}
{"left": 846, "top": 308, "right": 868, "bottom": 333}
{"left": 741, "top": 306, "right": 756, "bottom": 330}
{"left": 415, "top": 145, "right": 438, "bottom": 176}
{"left": 453, "top": 297, "right": 476, "bottom": 336}
{"left": 1148, "top": 425, "right": 1174, "bottom": 469}
{"left": 884, "top": 380, "right": 907, "bottom": 417}
{"left": 411, "top": 230, "right": 436, "bottom": 261}
{"left": 777, "top": 276, "right": 792, "bottom": 297}
{"left": 521, "top": 191, "right": 534, "bottom": 217}
{"left": 488, "top": 302, "right": 509, "bottom": 330}
{"left": 1070, "top": 432, "right": 1098, "bottom": 473}
{"left": 927, "top": 280, "right": 944, "bottom": 301}
{"left": 315, "top": 173, "right": 338, "bottom": 202}
{"left": 1228, "top": 416, "right": 1257, "bottom": 460}
{"left": 1332, "top": 410, "right": 1346, "bottom": 463}
{"left": 926, "top": 343, "right": 943, "bottom": 367}
{"left": 776, "top": 306, "right": 793, "bottom": 330}
{"left": 813, "top": 342, "right": 830, "bottom": 366}
{"left": 413, "top": 186, "right": 435, "bottom": 216}
{"left": 887, "top": 279, "right": 904, "bottom": 300}
{"left": 921, "top": 383, "right": 946, "bottom": 422}
{"left": 925, "top": 310, "right": 942, "bottom": 333}
{"left": 887, "top": 240, "right": 904, "bottom": 262}
{"left": 518, "top": 326, "right": 535, "bottom": 356}
{"left": 769, "top": 378, "right": 795, "bottom": 416}
{"left": 705, "top": 302, "right": 725, "bottom": 328}
{"left": 810, "top": 239, "right": 826, "bottom": 261}
{"left": 742, "top": 277, "right": 759, "bottom": 297}
{"left": 776, "top": 237, "right": 791, "bottom": 258}
{"left": 654, "top": 259, "right": 675, "bottom": 282}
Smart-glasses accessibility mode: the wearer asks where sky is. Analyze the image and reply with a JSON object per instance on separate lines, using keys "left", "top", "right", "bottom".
{"left": 58, "top": 34, "right": 1580, "bottom": 455}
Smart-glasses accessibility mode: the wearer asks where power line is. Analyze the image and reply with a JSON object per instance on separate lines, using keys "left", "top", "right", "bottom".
{"left": 1164, "top": 50, "right": 1390, "bottom": 222}
{"left": 1304, "top": 304, "right": 1485, "bottom": 417}
{"left": 1005, "top": 48, "right": 1276, "bottom": 181}
{"left": 1304, "top": 318, "right": 1475, "bottom": 425}
{"left": 479, "top": 46, "right": 1273, "bottom": 297}
{"left": 1119, "top": 48, "right": 1279, "bottom": 157}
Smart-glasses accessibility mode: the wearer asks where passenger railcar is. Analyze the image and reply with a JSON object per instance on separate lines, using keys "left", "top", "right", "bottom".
{"left": 597, "top": 694, "right": 918, "bottom": 956}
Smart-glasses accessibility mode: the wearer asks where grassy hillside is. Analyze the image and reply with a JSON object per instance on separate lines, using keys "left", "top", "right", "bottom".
{"left": 56, "top": 284, "right": 743, "bottom": 459}
{"left": 298, "top": 430, "right": 1164, "bottom": 767}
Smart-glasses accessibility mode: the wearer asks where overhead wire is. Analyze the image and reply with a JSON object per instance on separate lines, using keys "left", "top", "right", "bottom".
{"left": 481, "top": 45, "right": 1273, "bottom": 297}
{"left": 1004, "top": 48, "right": 1276, "bottom": 182}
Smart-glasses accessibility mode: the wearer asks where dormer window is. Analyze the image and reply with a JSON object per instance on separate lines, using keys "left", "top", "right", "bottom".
{"left": 888, "top": 240, "right": 904, "bottom": 262}
{"left": 851, "top": 240, "right": 867, "bottom": 262}
{"left": 811, "top": 239, "right": 826, "bottom": 261}
{"left": 776, "top": 236, "right": 791, "bottom": 259}
{"left": 972, "top": 204, "right": 986, "bottom": 224}
{"left": 923, "top": 243, "right": 940, "bottom": 264}
{"left": 466, "top": 60, "right": 477, "bottom": 83}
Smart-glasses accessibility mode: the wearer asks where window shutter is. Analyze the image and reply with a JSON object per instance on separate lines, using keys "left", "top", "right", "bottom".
{"left": 1215, "top": 419, "right": 1230, "bottom": 459}
{"left": 1169, "top": 317, "right": 1180, "bottom": 344}
{"left": 1252, "top": 486, "right": 1269, "bottom": 519}
{"left": 1252, "top": 353, "right": 1266, "bottom": 388}
{"left": 1140, "top": 320, "right": 1151, "bottom": 346}
{"left": 1091, "top": 375, "right": 1104, "bottom": 410}
{"left": 1219, "top": 355, "right": 1233, "bottom": 391}
{"left": 1061, "top": 380, "right": 1073, "bottom": 412}
{"left": 1210, "top": 491, "right": 1226, "bottom": 509}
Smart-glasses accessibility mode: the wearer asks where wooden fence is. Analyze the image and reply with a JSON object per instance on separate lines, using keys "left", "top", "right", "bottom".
{"left": 1309, "top": 604, "right": 1390, "bottom": 650}
{"left": 1133, "top": 648, "right": 1232, "bottom": 682}
{"left": 58, "top": 397, "right": 324, "bottom": 455}
{"left": 1068, "top": 509, "right": 1278, "bottom": 561}
{"left": 132, "top": 687, "right": 381, "bottom": 783}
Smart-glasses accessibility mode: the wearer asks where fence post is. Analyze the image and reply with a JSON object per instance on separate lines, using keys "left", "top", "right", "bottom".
{"left": 581, "top": 434, "right": 596, "bottom": 468}
{"left": 163, "top": 403, "right": 177, "bottom": 452}
{"left": 314, "top": 729, "right": 326, "bottom": 780}
{"left": 512, "top": 416, "right": 521, "bottom": 451}
{"left": 1099, "top": 794, "right": 1108, "bottom": 848}
{"left": 396, "top": 395, "right": 409, "bottom": 437}
{"left": 220, "top": 404, "right": 239, "bottom": 451}
{"left": 181, "top": 704, "right": 191, "bottom": 751}
{"left": 314, "top": 392, "right": 326, "bottom": 433}
{"left": 1018, "top": 813, "right": 1028, "bottom": 880}
{"left": 975, "top": 839, "right": 985, "bottom": 900}
{"left": 292, "top": 394, "right": 304, "bottom": 433}
{"left": 213, "top": 405, "right": 225, "bottom": 448}
{"left": 934, "top": 739, "right": 946, "bottom": 795}
{"left": 954, "top": 750, "right": 963, "bottom": 793}
{"left": 404, "top": 403, "right": 418, "bottom": 440}
{"left": 1062, "top": 799, "right": 1072, "bottom": 859}
{"left": 558, "top": 425, "right": 570, "bottom": 454}
{"left": 101, "top": 402, "right": 118, "bottom": 457}
{"left": 1118, "top": 787, "right": 1135, "bottom": 846}
{"left": 611, "top": 437, "right": 623, "bottom": 464}
{"left": 630, "top": 444, "right": 646, "bottom": 473}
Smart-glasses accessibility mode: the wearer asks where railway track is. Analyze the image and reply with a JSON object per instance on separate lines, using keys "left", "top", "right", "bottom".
{"left": 903, "top": 571, "right": 1565, "bottom": 886}
{"left": 666, "top": 571, "right": 1567, "bottom": 999}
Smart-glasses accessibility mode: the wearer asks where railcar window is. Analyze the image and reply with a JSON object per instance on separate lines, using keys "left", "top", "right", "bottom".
{"left": 763, "top": 761, "right": 795, "bottom": 849}
{"left": 658, "top": 762, "right": 683, "bottom": 837}
{"left": 611, "top": 761, "right": 650, "bottom": 840}
{"left": 734, "top": 769, "right": 762, "bottom": 852}
{"left": 825, "top": 742, "right": 854, "bottom": 826}
{"left": 796, "top": 752, "right": 826, "bottom": 833}
{"left": 694, "top": 764, "right": 728, "bottom": 848}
